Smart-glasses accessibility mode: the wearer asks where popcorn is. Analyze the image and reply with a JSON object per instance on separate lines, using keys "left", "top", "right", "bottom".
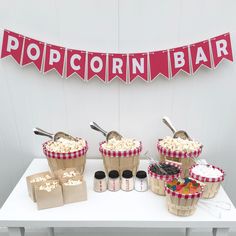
{"left": 101, "top": 137, "right": 140, "bottom": 151}
{"left": 46, "top": 137, "right": 86, "bottom": 153}
{"left": 30, "top": 175, "right": 51, "bottom": 183}
{"left": 192, "top": 165, "right": 223, "bottom": 178}
{"left": 159, "top": 136, "right": 201, "bottom": 153}
{"left": 63, "top": 179, "right": 82, "bottom": 186}
{"left": 39, "top": 181, "right": 58, "bottom": 192}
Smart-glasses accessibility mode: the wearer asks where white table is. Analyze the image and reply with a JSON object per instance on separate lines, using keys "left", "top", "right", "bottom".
{"left": 0, "top": 159, "right": 235, "bottom": 236}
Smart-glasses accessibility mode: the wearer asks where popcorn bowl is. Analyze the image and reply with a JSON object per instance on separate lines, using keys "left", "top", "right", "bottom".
{"left": 148, "top": 161, "right": 182, "bottom": 196}
{"left": 99, "top": 141, "right": 142, "bottom": 175}
{"left": 189, "top": 164, "right": 225, "bottom": 199}
{"left": 157, "top": 139, "right": 203, "bottom": 178}
{"left": 42, "top": 139, "right": 88, "bottom": 175}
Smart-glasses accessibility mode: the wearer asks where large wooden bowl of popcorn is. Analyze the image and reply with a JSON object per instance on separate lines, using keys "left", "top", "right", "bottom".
{"left": 99, "top": 138, "right": 142, "bottom": 175}
{"left": 157, "top": 136, "right": 203, "bottom": 178}
{"left": 43, "top": 137, "right": 88, "bottom": 174}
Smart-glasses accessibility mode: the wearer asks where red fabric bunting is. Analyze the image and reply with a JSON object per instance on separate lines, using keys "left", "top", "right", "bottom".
{"left": 22, "top": 37, "right": 45, "bottom": 71}
{"left": 210, "top": 33, "right": 233, "bottom": 68}
{"left": 1, "top": 30, "right": 24, "bottom": 64}
{"left": 129, "top": 53, "right": 148, "bottom": 82}
{"left": 149, "top": 50, "right": 169, "bottom": 80}
{"left": 87, "top": 52, "right": 106, "bottom": 82}
{"left": 44, "top": 44, "right": 65, "bottom": 76}
{"left": 190, "top": 40, "right": 212, "bottom": 73}
{"left": 169, "top": 46, "right": 190, "bottom": 77}
{"left": 66, "top": 49, "right": 86, "bottom": 79}
{"left": 108, "top": 53, "right": 127, "bottom": 82}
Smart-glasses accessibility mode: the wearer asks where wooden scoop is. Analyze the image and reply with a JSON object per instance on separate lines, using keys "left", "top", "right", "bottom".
{"left": 162, "top": 116, "right": 191, "bottom": 140}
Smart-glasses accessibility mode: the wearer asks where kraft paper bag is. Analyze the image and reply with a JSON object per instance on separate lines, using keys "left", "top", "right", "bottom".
{"left": 61, "top": 176, "right": 87, "bottom": 204}
{"left": 26, "top": 171, "right": 52, "bottom": 202}
{"left": 54, "top": 168, "right": 80, "bottom": 182}
{"left": 35, "top": 180, "right": 64, "bottom": 210}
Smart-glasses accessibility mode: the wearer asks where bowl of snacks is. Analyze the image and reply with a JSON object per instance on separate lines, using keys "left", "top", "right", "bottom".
{"left": 157, "top": 136, "right": 203, "bottom": 177}
{"left": 43, "top": 137, "right": 88, "bottom": 174}
{"left": 99, "top": 137, "right": 142, "bottom": 175}
{"left": 148, "top": 161, "right": 182, "bottom": 195}
{"left": 165, "top": 177, "right": 204, "bottom": 216}
{"left": 189, "top": 164, "right": 224, "bottom": 199}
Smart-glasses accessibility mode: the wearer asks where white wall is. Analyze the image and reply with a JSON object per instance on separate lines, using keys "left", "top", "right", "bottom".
{"left": 0, "top": 0, "right": 236, "bottom": 207}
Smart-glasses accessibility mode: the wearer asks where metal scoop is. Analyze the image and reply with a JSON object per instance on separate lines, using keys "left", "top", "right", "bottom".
{"left": 89, "top": 122, "right": 122, "bottom": 142}
{"left": 33, "top": 127, "right": 77, "bottom": 142}
{"left": 162, "top": 116, "right": 191, "bottom": 140}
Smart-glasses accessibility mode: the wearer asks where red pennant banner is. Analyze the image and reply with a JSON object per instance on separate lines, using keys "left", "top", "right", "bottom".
{"left": 169, "top": 46, "right": 191, "bottom": 77}
{"left": 129, "top": 53, "right": 148, "bottom": 82}
{"left": 1, "top": 30, "right": 24, "bottom": 64}
{"left": 108, "top": 53, "right": 127, "bottom": 82}
{"left": 66, "top": 49, "right": 86, "bottom": 79}
{"left": 190, "top": 40, "right": 212, "bottom": 73}
{"left": 149, "top": 50, "right": 169, "bottom": 80}
{"left": 44, "top": 44, "right": 65, "bottom": 76}
{"left": 210, "top": 33, "right": 233, "bottom": 68}
{"left": 22, "top": 37, "right": 45, "bottom": 71}
{"left": 87, "top": 52, "right": 107, "bottom": 82}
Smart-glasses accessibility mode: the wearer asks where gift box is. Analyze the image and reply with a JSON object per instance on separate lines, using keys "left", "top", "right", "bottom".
{"left": 35, "top": 180, "right": 63, "bottom": 210}
{"left": 26, "top": 171, "right": 52, "bottom": 202}
{"left": 61, "top": 176, "right": 87, "bottom": 204}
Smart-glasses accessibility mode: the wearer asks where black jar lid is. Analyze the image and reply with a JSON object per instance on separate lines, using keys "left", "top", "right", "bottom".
{"left": 94, "top": 171, "right": 106, "bottom": 179}
{"left": 122, "top": 170, "right": 133, "bottom": 178}
{"left": 136, "top": 170, "right": 147, "bottom": 179}
{"left": 108, "top": 170, "right": 119, "bottom": 178}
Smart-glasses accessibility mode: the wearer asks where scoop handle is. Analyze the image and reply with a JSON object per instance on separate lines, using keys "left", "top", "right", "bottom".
{"left": 89, "top": 122, "right": 107, "bottom": 137}
{"left": 162, "top": 116, "right": 177, "bottom": 134}
{"left": 33, "top": 127, "right": 53, "bottom": 139}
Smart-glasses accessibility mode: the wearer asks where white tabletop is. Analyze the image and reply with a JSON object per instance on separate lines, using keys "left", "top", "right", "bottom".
{"left": 0, "top": 159, "right": 236, "bottom": 228}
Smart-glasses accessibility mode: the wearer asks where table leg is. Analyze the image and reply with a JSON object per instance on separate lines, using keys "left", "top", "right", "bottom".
{"left": 47, "top": 227, "right": 55, "bottom": 236}
{"left": 213, "top": 228, "right": 229, "bottom": 236}
{"left": 185, "top": 228, "right": 192, "bottom": 236}
{"left": 8, "top": 227, "right": 25, "bottom": 236}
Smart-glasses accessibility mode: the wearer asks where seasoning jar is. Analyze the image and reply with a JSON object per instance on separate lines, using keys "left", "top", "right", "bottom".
{"left": 121, "top": 170, "right": 134, "bottom": 191}
{"left": 135, "top": 170, "right": 148, "bottom": 192}
{"left": 94, "top": 171, "right": 107, "bottom": 192}
{"left": 108, "top": 170, "right": 120, "bottom": 191}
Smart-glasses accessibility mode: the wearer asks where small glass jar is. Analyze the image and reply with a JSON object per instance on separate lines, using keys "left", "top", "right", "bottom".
{"left": 108, "top": 170, "right": 120, "bottom": 191}
{"left": 135, "top": 170, "right": 148, "bottom": 192}
{"left": 121, "top": 170, "right": 134, "bottom": 191}
{"left": 94, "top": 171, "right": 107, "bottom": 192}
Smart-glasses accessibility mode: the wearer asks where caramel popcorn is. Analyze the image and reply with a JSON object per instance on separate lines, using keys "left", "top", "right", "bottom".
{"left": 63, "top": 179, "right": 82, "bottom": 186}
{"left": 46, "top": 137, "right": 86, "bottom": 153}
{"left": 30, "top": 175, "right": 51, "bottom": 183}
{"left": 39, "top": 181, "right": 58, "bottom": 192}
{"left": 101, "top": 137, "right": 140, "bottom": 151}
{"left": 159, "top": 136, "right": 201, "bottom": 153}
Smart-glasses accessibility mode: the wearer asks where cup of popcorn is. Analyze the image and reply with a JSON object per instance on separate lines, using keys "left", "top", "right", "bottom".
{"left": 43, "top": 137, "right": 88, "bottom": 175}
{"left": 165, "top": 177, "right": 204, "bottom": 216}
{"left": 99, "top": 138, "right": 142, "bottom": 175}
{"left": 189, "top": 164, "right": 225, "bottom": 199}
{"left": 157, "top": 137, "right": 203, "bottom": 178}
{"left": 148, "top": 161, "right": 182, "bottom": 195}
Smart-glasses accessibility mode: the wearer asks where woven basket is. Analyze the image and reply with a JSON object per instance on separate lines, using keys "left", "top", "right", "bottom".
{"left": 165, "top": 184, "right": 204, "bottom": 216}
{"left": 148, "top": 161, "right": 182, "bottom": 196}
{"left": 99, "top": 141, "right": 142, "bottom": 176}
{"left": 43, "top": 139, "right": 88, "bottom": 175}
{"left": 189, "top": 164, "right": 225, "bottom": 199}
{"left": 157, "top": 139, "right": 203, "bottom": 178}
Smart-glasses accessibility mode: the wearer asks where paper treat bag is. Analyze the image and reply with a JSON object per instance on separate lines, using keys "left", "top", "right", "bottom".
{"left": 35, "top": 180, "right": 63, "bottom": 210}
{"left": 61, "top": 176, "right": 87, "bottom": 204}
{"left": 55, "top": 168, "right": 81, "bottom": 183}
{"left": 26, "top": 171, "right": 52, "bottom": 202}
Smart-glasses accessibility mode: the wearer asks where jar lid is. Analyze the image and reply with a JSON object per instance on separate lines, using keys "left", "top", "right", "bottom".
{"left": 122, "top": 170, "right": 133, "bottom": 178}
{"left": 94, "top": 171, "right": 106, "bottom": 179}
{"left": 108, "top": 170, "right": 119, "bottom": 178}
{"left": 136, "top": 170, "right": 147, "bottom": 179}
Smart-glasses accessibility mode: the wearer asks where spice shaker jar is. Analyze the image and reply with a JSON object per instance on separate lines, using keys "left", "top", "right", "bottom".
{"left": 121, "top": 170, "right": 134, "bottom": 191}
{"left": 135, "top": 170, "right": 148, "bottom": 192}
{"left": 108, "top": 170, "right": 120, "bottom": 191}
{"left": 94, "top": 171, "right": 107, "bottom": 192}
